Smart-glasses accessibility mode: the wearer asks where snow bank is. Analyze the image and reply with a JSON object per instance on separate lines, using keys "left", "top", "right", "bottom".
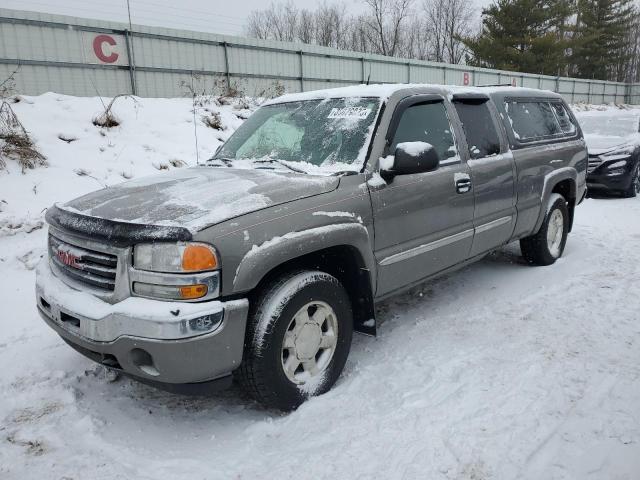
{"left": 0, "top": 93, "right": 252, "bottom": 225}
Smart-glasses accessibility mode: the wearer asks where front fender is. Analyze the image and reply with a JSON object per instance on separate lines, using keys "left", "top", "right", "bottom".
{"left": 232, "top": 223, "right": 375, "bottom": 295}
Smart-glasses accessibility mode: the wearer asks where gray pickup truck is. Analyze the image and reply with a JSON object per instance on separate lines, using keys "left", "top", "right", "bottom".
{"left": 36, "top": 84, "right": 587, "bottom": 410}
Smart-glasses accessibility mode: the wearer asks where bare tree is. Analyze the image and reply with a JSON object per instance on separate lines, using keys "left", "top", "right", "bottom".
{"left": 402, "top": 17, "right": 434, "bottom": 60}
{"left": 423, "top": 0, "right": 475, "bottom": 64}
{"left": 362, "top": 0, "right": 414, "bottom": 57}
{"left": 244, "top": 0, "right": 476, "bottom": 66}
{"left": 297, "top": 9, "right": 315, "bottom": 44}
{"left": 245, "top": 1, "right": 299, "bottom": 42}
{"left": 246, "top": 11, "right": 271, "bottom": 40}
{"left": 346, "top": 15, "right": 373, "bottom": 54}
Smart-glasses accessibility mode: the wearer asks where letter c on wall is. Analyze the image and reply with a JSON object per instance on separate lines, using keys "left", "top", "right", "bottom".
{"left": 93, "top": 35, "right": 119, "bottom": 63}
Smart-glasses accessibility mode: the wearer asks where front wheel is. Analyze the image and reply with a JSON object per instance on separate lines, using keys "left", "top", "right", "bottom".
{"left": 236, "top": 270, "right": 353, "bottom": 411}
{"left": 520, "top": 194, "right": 569, "bottom": 266}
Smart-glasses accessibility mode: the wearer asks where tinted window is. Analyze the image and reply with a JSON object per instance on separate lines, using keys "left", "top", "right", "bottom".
{"left": 550, "top": 102, "right": 577, "bottom": 134}
{"left": 454, "top": 101, "right": 501, "bottom": 159}
{"left": 391, "top": 102, "right": 458, "bottom": 163}
{"left": 505, "top": 100, "right": 562, "bottom": 140}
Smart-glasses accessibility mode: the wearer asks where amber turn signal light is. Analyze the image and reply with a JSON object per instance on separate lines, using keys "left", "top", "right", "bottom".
{"left": 179, "top": 284, "right": 208, "bottom": 299}
{"left": 182, "top": 244, "right": 218, "bottom": 272}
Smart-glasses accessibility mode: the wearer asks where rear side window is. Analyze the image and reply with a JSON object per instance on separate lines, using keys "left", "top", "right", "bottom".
{"left": 505, "top": 100, "right": 562, "bottom": 141}
{"left": 550, "top": 102, "right": 577, "bottom": 134}
{"left": 453, "top": 101, "right": 501, "bottom": 159}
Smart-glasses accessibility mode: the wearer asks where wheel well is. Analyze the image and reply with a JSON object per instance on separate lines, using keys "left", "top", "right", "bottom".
{"left": 248, "top": 246, "right": 376, "bottom": 335}
{"left": 552, "top": 179, "right": 576, "bottom": 232}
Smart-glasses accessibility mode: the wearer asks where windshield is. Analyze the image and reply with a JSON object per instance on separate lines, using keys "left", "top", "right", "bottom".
{"left": 579, "top": 114, "right": 639, "bottom": 137}
{"left": 212, "top": 97, "right": 381, "bottom": 174}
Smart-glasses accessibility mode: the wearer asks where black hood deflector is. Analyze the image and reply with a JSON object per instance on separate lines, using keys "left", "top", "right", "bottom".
{"left": 46, "top": 205, "right": 193, "bottom": 247}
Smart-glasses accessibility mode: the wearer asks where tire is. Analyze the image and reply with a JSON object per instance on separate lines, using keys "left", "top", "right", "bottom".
{"left": 236, "top": 270, "right": 353, "bottom": 411}
{"left": 520, "top": 193, "right": 569, "bottom": 266}
{"left": 622, "top": 162, "right": 640, "bottom": 198}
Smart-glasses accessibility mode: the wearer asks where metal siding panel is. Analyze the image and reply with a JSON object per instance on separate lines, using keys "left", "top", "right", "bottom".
{"left": 475, "top": 72, "right": 500, "bottom": 86}
{"left": 574, "top": 82, "right": 589, "bottom": 94}
{"left": 369, "top": 61, "right": 406, "bottom": 83}
{"left": 303, "top": 56, "right": 361, "bottom": 82}
{"left": 410, "top": 65, "right": 445, "bottom": 84}
{"left": 230, "top": 48, "right": 298, "bottom": 77}
{"left": 0, "top": 9, "right": 636, "bottom": 102}
{"left": 539, "top": 79, "right": 556, "bottom": 90}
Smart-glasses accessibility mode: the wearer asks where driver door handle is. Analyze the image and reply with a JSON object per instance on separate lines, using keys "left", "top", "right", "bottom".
{"left": 456, "top": 178, "right": 472, "bottom": 194}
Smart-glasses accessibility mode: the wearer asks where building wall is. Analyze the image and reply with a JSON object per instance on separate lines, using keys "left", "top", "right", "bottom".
{"left": 1, "top": 8, "right": 639, "bottom": 104}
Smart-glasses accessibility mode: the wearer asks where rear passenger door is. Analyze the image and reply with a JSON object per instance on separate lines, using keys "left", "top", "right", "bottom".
{"left": 452, "top": 97, "right": 516, "bottom": 257}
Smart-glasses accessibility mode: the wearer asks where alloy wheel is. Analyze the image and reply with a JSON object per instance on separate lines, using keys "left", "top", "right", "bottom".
{"left": 281, "top": 301, "right": 338, "bottom": 384}
{"left": 546, "top": 209, "right": 564, "bottom": 258}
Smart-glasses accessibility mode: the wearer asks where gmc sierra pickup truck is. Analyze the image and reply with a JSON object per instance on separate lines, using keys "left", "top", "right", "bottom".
{"left": 36, "top": 84, "right": 587, "bottom": 410}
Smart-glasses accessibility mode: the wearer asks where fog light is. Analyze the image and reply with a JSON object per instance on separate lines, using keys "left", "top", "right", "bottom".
{"left": 133, "top": 282, "right": 208, "bottom": 300}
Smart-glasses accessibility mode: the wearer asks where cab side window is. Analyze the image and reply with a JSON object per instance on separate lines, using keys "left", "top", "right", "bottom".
{"left": 550, "top": 102, "right": 577, "bottom": 134}
{"left": 453, "top": 101, "right": 501, "bottom": 159}
{"left": 505, "top": 100, "right": 562, "bottom": 141}
{"left": 390, "top": 102, "right": 458, "bottom": 164}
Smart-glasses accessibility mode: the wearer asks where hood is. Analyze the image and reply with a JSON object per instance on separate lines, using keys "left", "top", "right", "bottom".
{"left": 60, "top": 167, "right": 339, "bottom": 232}
{"left": 584, "top": 134, "right": 633, "bottom": 155}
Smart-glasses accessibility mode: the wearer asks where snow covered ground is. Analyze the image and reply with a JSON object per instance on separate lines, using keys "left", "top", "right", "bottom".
{"left": 1, "top": 96, "right": 639, "bottom": 479}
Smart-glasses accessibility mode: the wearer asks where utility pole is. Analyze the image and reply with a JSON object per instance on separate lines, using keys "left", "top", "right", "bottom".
{"left": 125, "top": 0, "right": 137, "bottom": 95}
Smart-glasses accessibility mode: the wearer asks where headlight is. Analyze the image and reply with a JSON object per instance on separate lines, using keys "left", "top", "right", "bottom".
{"left": 601, "top": 145, "right": 635, "bottom": 160}
{"left": 133, "top": 242, "right": 219, "bottom": 273}
{"left": 605, "top": 160, "right": 628, "bottom": 170}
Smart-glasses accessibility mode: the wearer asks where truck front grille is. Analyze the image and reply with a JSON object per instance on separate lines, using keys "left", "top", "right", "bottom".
{"left": 587, "top": 155, "right": 602, "bottom": 174}
{"left": 49, "top": 234, "right": 118, "bottom": 292}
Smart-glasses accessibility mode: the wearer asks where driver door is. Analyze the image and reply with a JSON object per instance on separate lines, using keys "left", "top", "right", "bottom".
{"left": 370, "top": 97, "right": 475, "bottom": 297}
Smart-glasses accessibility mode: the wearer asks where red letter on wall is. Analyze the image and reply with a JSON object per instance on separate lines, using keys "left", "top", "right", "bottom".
{"left": 463, "top": 72, "right": 470, "bottom": 86}
{"left": 93, "top": 35, "right": 119, "bottom": 63}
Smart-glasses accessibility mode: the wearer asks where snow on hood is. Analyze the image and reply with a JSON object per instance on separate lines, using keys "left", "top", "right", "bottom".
{"left": 59, "top": 167, "right": 339, "bottom": 232}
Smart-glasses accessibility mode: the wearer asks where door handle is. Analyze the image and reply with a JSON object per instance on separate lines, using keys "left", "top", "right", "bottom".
{"left": 456, "top": 178, "right": 472, "bottom": 194}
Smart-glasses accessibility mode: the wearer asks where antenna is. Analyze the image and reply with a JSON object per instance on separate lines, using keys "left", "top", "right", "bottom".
{"left": 191, "top": 72, "right": 200, "bottom": 165}
{"left": 366, "top": 72, "right": 371, "bottom": 85}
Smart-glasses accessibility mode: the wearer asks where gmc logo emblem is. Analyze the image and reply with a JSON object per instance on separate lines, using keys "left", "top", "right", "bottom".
{"left": 57, "top": 249, "right": 81, "bottom": 268}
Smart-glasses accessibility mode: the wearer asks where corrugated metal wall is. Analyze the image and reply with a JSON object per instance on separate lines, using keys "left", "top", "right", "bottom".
{"left": 1, "top": 8, "right": 639, "bottom": 104}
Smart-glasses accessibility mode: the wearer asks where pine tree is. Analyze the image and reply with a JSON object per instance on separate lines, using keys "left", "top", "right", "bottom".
{"left": 571, "top": 0, "right": 637, "bottom": 81}
{"left": 462, "top": 0, "right": 574, "bottom": 76}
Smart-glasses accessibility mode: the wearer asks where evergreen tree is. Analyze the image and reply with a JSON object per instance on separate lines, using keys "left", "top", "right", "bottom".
{"left": 462, "top": 0, "right": 574, "bottom": 76}
{"left": 571, "top": 0, "right": 637, "bottom": 81}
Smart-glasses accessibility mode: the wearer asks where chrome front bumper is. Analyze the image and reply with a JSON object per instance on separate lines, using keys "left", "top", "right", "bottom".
{"left": 36, "top": 260, "right": 249, "bottom": 385}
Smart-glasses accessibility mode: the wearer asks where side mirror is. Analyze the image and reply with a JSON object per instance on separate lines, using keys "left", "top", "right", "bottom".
{"left": 380, "top": 142, "right": 440, "bottom": 180}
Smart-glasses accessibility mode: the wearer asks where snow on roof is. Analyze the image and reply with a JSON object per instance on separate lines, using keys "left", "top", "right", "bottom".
{"left": 264, "top": 83, "right": 560, "bottom": 105}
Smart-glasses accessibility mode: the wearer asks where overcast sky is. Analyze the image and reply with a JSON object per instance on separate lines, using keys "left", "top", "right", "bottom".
{"left": 1, "top": 0, "right": 492, "bottom": 36}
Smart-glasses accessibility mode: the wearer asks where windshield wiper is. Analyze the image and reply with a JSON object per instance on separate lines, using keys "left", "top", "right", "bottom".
{"left": 253, "top": 159, "right": 307, "bottom": 174}
{"left": 206, "top": 157, "right": 233, "bottom": 167}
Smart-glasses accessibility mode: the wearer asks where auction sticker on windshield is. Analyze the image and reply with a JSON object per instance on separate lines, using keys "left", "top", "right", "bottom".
{"left": 327, "top": 106, "right": 372, "bottom": 119}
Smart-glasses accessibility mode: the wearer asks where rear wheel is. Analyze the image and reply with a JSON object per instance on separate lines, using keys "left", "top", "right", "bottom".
{"left": 236, "top": 270, "right": 353, "bottom": 411}
{"left": 520, "top": 194, "right": 569, "bottom": 266}
{"left": 623, "top": 163, "right": 640, "bottom": 198}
